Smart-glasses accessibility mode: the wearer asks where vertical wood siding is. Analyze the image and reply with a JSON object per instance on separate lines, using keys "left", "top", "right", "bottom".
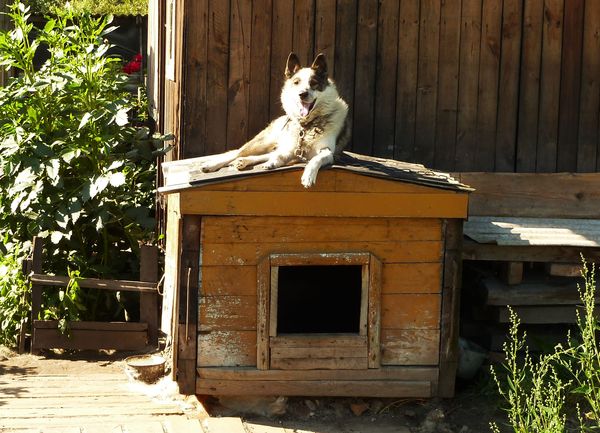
{"left": 175, "top": 0, "right": 600, "bottom": 172}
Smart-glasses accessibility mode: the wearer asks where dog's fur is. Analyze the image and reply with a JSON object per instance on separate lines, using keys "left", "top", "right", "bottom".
{"left": 200, "top": 52, "right": 351, "bottom": 188}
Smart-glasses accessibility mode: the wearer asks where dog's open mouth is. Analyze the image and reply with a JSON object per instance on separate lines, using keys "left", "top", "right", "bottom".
{"left": 299, "top": 100, "right": 316, "bottom": 117}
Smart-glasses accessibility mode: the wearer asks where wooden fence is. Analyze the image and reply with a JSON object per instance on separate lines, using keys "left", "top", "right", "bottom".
{"left": 166, "top": 0, "right": 600, "bottom": 173}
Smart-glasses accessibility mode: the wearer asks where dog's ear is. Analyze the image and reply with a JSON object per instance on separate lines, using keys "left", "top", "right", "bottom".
{"left": 285, "top": 52, "right": 302, "bottom": 78}
{"left": 311, "top": 53, "right": 328, "bottom": 79}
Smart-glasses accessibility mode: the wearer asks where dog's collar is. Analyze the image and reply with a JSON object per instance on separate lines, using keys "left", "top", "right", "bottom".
{"left": 283, "top": 116, "right": 310, "bottom": 162}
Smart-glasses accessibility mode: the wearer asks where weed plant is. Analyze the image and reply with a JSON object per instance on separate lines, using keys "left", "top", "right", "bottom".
{"left": 491, "top": 259, "right": 600, "bottom": 432}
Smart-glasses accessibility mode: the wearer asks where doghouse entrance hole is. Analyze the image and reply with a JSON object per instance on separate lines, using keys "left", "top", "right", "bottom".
{"left": 276, "top": 265, "right": 363, "bottom": 334}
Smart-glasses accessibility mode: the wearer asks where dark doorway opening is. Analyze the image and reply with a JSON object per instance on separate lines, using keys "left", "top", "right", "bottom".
{"left": 276, "top": 265, "right": 363, "bottom": 334}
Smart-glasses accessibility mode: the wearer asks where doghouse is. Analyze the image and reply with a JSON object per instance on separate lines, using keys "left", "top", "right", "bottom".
{"left": 159, "top": 152, "right": 471, "bottom": 398}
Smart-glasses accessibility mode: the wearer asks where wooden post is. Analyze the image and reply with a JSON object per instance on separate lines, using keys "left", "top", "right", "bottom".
{"left": 176, "top": 215, "right": 201, "bottom": 394}
{"left": 140, "top": 245, "right": 159, "bottom": 347}
{"left": 30, "top": 237, "right": 44, "bottom": 354}
{"left": 438, "top": 219, "right": 463, "bottom": 397}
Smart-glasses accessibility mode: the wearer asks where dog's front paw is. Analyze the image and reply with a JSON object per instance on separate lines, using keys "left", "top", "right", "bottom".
{"left": 233, "top": 158, "right": 251, "bottom": 170}
{"left": 301, "top": 168, "right": 317, "bottom": 188}
{"left": 200, "top": 162, "right": 221, "bottom": 173}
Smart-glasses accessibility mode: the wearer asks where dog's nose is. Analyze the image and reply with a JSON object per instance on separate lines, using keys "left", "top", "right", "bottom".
{"left": 299, "top": 91, "right": 309, "bottom": 100}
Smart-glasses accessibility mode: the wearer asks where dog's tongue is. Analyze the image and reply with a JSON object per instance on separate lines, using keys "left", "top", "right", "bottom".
{"left": 300, "top": 101, "right": 313, "bottom": 117}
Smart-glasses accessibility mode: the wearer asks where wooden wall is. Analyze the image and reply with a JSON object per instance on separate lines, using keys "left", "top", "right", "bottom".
{"left": 169, "top": 0, "right": 600, "bottom": 173}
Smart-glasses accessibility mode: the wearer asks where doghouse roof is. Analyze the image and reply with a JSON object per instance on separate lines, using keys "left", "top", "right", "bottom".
{"left": 159, "top": 151, "right": 473, "bottom": 194}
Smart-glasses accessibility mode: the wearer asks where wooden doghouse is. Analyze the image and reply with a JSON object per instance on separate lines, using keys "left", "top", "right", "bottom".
{"left": 159, "top": 153, "right": 471, "bottom": 398}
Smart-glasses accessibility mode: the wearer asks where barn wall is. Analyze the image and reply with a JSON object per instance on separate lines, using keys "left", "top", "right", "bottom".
{"left": 174, "top": 0, "right": 600, "bottom": 173}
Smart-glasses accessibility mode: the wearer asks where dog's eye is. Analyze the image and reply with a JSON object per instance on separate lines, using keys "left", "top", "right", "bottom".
{"left": 293, "top": 78, "right": 300, "bottom": 85}
{"left": 309, "top": 79, "right": 319, "bottom": 88}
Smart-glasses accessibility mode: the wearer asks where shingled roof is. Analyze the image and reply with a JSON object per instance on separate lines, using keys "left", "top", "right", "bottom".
{"left": 159, "top": 151, "right": 473, "bottom": 194}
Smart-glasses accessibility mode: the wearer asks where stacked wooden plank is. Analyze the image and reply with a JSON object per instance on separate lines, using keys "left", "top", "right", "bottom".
{"left": 456, "top": 173, "right": 600, "bottom": 334}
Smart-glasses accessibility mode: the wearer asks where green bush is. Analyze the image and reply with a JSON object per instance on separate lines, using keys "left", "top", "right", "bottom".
{"left": 24, "top": 0, "right": 148, "bottom": 16}
{"left": 0, "top": 2, "right": 169, "bottom": 344}
{"left": 0, "top": 2, "right": 169, "bottom": 278}
{"left": 0, "top": 240, "right": 30, "bottom": 348}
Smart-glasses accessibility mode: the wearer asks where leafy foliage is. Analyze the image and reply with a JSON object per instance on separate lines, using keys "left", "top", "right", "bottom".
{"left": 491, "top": 260, "right": 600, "bottom": 432}
{"left": 0, "top": 240, "right": 30, "bottom": 347}
{"left": 0, "top": 2, "right": 168, "bottom": 279}
{"left": 24, "top": 0, "right": 148, "bottom": 16}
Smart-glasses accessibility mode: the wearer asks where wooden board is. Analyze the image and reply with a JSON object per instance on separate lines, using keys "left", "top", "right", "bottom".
{"left": 380, "top": 294, "right": 441, "bottom": 330}
{"left": 464, "top": 216, "right": 600, "bottom": 247}
{"left": 202, "top": 265, "right": 257, "bottom": 296}
{"left": 380, "top": 329, "right": 440, "bottom": 365}
{"left": 32, "top": 321, "right": 147, "bottom": 351}
{"left": 382, "top": 263, "right": 442, "bottom": 294}
{"left": 455, "top": 172, "right": 600, "bottom": 218}
{"left": 198, "top": 330, "right": 257, "bottom": 367}
{"left": 196, "top": 379, "right": 431, "bottom": 397}
{"left": 198, "top": 295, "right": 257, "bottom": 331}
{"left": 463, "top": 240, "right": 600, "bottom": 263}
{"left": 494, "top": 305, "right": 590, "bottom": 324}
{"left": 180, "top": 190, "right": 467, "bottom": 218}
{"left": 482, "top": 277, "right": 596, "bottom": 306}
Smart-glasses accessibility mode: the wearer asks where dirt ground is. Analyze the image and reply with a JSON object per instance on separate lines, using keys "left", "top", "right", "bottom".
{"left": 0, "top": 346, "right": 506, "bottom": 433}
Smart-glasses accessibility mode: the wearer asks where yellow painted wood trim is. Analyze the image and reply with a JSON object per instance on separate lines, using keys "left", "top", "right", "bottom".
{"left": 179, "top": 191, "right": 468, "bottom": 218}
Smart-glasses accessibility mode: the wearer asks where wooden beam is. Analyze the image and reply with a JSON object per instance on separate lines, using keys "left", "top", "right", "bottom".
{"left": 30, "top": 274, "right": 157, "bottom": 292}
{"left": 462, "top": 240, "right": 600, "bottom": 263}
{"left": 179, "top": 191, "right": 469, "bottom": 218}
{"left": 139, "top": 245, "right": 159, "bottom": 347}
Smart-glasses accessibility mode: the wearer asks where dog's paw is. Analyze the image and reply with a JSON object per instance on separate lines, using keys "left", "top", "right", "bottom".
{"left": 264, "top": 160, "right": 278, "bottom": 170}
{"left": 233, "top": 158, "right": 251, "bottom": 170}
{"left": 200, "top": 162, "right": 220, "bottom": 173}
{"left": 301, "top": 170, "right": 317, "bottom": 188}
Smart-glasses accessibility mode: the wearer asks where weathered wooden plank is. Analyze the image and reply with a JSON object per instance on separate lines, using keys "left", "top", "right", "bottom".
{"left": 269, "top": 0, "right": 294, "bottom": 118}
{"left": 414, "top": 0, "right": 440, "bottom": 167}
{"left": 557, "top": 0, "right": 584, "bottom": 172}
{"left": 198, "top": 295, "right": 257, "bottom": 331}
{"left": 202, "top": 265, "right": 257, "bottom": 296}
{"left": 394, "top": 0, "right": 420, "bottom": 162}
{"left": 516, "top": 0, "right": 543, "bottom": 172}
{"left": 196, "top": 379, "right": 432, "bottom": 397}
{"left": 201, "top": 216, "right": 442, "bottom": 243}
{"left": 293, "top": 0, "right": 315, "bottom": 65}
{"left": 455, "top": 172, "right": 600, "bottom": 219}
{"left": 577, "top": 0, "right": 600, "bottom": 172}
{"left": 373, "top": 0, "right": 399, "bottom": 159}
{"left": 495, "top": 305, "right": 591, "bottom": 324}
{"left": 270, "top": 252, "right": 371, "bottom": 266}
{"left": 536, "top": 0, "right": 563, "bottom": 172}
{"left": 495, "top": 0, "right": 522, "bottom": 171}
{"left": 179, "top": 191, "right": 469, "bottom": 218}
{"left": 201, "top": 240, "right": 443, "bottom": 266}
{"left": 483, "top": 277, "right": 595, "bottom": 306}
{"left": 272, "top": 345, "right": 366, "bottom": 359}
{"left": 462, "top": 239, "right": 600, "bottom": 263}
{"left": 352, "top": 0, "right": 378, "bottom": 154}
{"left": 256, "top": 256, "right": 270, "bottom": 370}
{"left": 198, "top": 330, "right": 257, "bottom": 367}
{"left": 333, "top": 0, "right": 357, "bottom": 148}
{"left": 248, "top": 0, "right": 273, "bottom": 138}
{"left": 501, "top": 261, "right": 524, "bottom": 285}
{"left": 314, "top": 0, "right": 336, "bottom": 68}
{"left": 545, "top": 262, "right": 583, "bottom": 278}
{"left": 182, "top": 0, "right": 209, "bottom": 157}
{"left": 140, "top": 244, "right": 159, "bottom": 347}
{"left": 197, "top": 366, "right": 439, "bottom": 381}
{"left": 382, "top": 263, "right": 442, "bottom": 294}
{"left": 475, "top": 0, "right": 502, "bottom": 171}
{"left": 33, "top": 321, "right": 147, "bottom": 331}
{"left": 381, "top": 329, "right": 440, "bottom": 365}
{"left": 271, "top": 357, "right": 368, "bottom": 370}
{"left": 438, "top": 219, "right": 462, "bottom": 397}
{"left": 381, "top": 294, "right": 441, "bottom": 330}
{"left": 32, "top": 326, "right": 147, "bottom": 351}
{"left": 200, "top": 169, "right": 455, "bottom": 194}
{"left": 226, "top": 0, "right": 252, "bottom": 148}
{"left": 434, "top": 0, "right": 461, "bottom": 171}
{"left": 368, "top": 254, "right": 382, "bottom": 368}
{"left": 30, "top": 274, "right": 157, "bottom": 292}
{"left": 270, "top": 334, "right": 366, "bottom": 348}
{"left": 455, "top": 0, "right": 482, "bottom": 171}
{"left": 205, "top": 0, "right": 230, "bottom": 154}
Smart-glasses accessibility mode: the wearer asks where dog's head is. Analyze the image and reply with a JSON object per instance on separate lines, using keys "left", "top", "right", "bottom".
{"left": 281, "top": 52, "right": 330, "bottom": 120}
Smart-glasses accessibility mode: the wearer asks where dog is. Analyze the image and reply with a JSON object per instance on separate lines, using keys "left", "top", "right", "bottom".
{"left": 200, "top": 52, "right": 351, "bottom": 188}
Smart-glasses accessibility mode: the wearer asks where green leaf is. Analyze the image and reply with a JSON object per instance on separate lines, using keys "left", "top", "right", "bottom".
{"left": 108, "top": 172, "right": 126, "bottom": 187}
{"left": 78, "top": 112, "right": 92, "bottom": 130}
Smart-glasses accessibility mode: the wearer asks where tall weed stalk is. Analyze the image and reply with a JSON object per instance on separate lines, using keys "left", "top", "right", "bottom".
{"left": 491, "top": 260, "right": 600, "bottom": 432}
